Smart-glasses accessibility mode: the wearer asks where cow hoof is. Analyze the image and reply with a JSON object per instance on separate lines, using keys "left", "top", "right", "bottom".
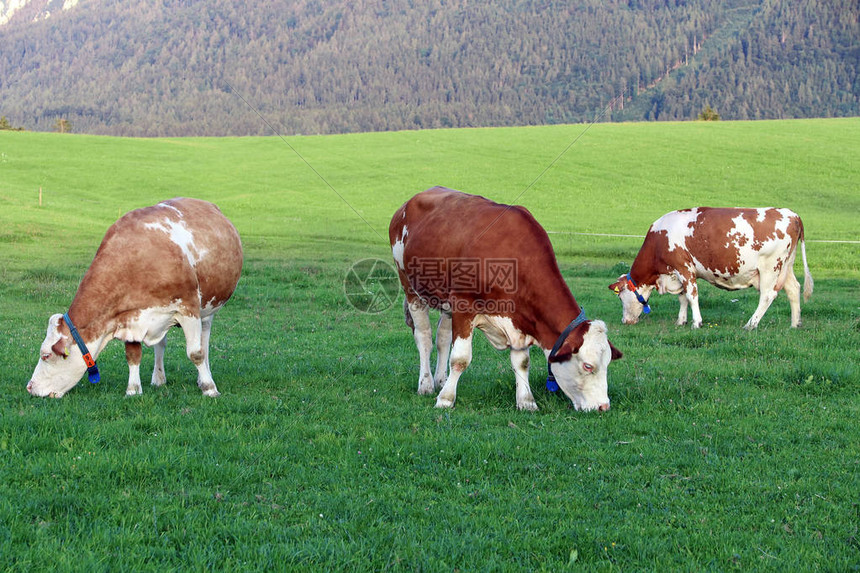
{"left": 126, "top": 386, "right": 142, "bottom": 396}
{"left": 517, "top": 399, "right": 538, "bottom": 412}
{"left": 435, "top": 396, "right": 455, "bottom": 408}
{"left": 199, "top": 382, "right": 220, "bottom": 397}
{"left": 691, "top": 322, "right": 702, "bottom": 329}
{"left": 417, "top": 375, "right": 436, "bottom": 395}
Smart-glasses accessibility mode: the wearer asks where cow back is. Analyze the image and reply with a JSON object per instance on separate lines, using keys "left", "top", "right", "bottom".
{"left": 73, "top": 198, "right": 242, "bottom": 323}
{"left": 390, "top": 187, "right": 563, "bottom": 303}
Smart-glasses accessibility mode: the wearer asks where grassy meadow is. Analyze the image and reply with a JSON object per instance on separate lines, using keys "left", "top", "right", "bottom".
{"left": 1, "top": 118, "right": 858, "bottom": 571}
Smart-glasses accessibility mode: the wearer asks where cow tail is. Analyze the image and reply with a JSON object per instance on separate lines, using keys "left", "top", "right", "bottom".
{"left": 800, "top": 223, "right": 813, "bottom": 302}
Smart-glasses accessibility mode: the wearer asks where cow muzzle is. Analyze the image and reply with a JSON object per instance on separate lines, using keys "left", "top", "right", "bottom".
{"left": 27, "top": 380, "right": 61, "bottom": 398}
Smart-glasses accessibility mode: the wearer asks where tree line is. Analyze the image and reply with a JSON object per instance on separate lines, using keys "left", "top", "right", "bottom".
{"left": 0, "top": 0, "right": 856, "bottom": 136}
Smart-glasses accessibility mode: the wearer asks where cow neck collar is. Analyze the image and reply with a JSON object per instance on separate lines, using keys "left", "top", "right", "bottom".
{"left": 626, "top": 272, "right": 651, "bottom": 314}
{"left": 63, "top": 313, "right": 100, "bottom": 384}
{"left": 545, "top": 307, "right": 587, "bottom": 392}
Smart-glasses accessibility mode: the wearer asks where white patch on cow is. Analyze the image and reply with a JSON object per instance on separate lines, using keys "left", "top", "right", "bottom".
{"left": 700, "top": 211, "right": 791, "bottom": 290}
{"left": 145, "top": 218, "right": 208, "bottom": 267}
{"left": 656, "top": 272, "right": 685, "bottom": 295}
{"left": 114, "top": 301, "right": 186, "bottom": 347}
{"left": 201, "top": 293, "right": 221, "bottom": 315}
{"left": 730, "top": 213, "right": 755, "bottom": 244}
{"left": 158, "top": 202, "right": 184, "bottom": 216}
{"left": 391, "top": 225, "right": 408, "bottom": 270}
{"left": 772, "top": 209, "right": 793, "bottom": 236}
{"left": 472, "top": 315, "right": 534, "bottom": 350}
{"left": 547, "top": 320, "right": 613, "bottom": 412}
{"left": 651, "top": 208, "right": 698, "bottom": 252}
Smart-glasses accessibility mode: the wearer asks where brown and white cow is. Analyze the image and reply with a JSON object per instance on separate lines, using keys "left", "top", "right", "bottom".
{"left": 390, "top": 187, "right": 622, "bottom": 412}
{"left": 27, "top": 198, "right": 243, "bottom": 398}
{"left": 609, "top": 207, "right": 813, "bottom": 330}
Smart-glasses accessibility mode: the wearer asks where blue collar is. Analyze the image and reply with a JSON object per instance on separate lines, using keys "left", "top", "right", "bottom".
{"left": 63, "top": 313, "right": 100, "bottom": 384}
{"left": 546, "top": 308, "right": 588, "bottom": 392}
{"left": 626, "top": 272, "right": 651, "bottom": 314}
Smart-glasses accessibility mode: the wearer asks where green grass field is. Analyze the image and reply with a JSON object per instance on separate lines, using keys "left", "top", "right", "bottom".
{"left": 1, "top": 119, "right": 858, "bottom": 571}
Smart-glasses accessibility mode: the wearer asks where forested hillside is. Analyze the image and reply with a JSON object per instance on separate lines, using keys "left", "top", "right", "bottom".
{"left": 0, "top": 0, "right": 857, "bottom": 136}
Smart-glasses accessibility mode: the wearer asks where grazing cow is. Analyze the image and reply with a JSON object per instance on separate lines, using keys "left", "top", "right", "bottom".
{"left": 609, "top": 207, "right": 812, "bottom": 329}
{"left": 27, "top": 198, "right": 243, "bottom": 398}
{"left": 389, "top": 187, "right": 622, "bottom": 412}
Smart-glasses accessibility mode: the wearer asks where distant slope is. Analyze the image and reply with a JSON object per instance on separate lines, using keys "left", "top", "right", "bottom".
{"left": 618, "top": 0, "right": 860, "bottom": 121}
{"left": 0, "top": 0, "right": 857, "bottom": 136}
{"left": 0, "top": 0, "right": 80, "bottom": 26}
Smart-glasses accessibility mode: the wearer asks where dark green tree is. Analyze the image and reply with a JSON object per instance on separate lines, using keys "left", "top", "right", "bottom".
{"left": 0, "top": 116, "right": 24, "bottom": 131}
{"left": 698, "top": 105, "right": 720, "bottom": 121}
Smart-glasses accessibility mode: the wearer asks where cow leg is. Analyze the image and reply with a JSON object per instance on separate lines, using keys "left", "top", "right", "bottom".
{"left": 125, "top": 341, "right": 143, "bottom": 396}
{"left": 783, "top": 272, "right": 802, "bottom": 328}
{"left": 510, "top": 348, "right": 537, "bottom": 411}
{"left": 676, "top": 294, "right": 689, "bottom": 326}
{"left": 406, "top": 299, "right": 436, "bottom": 395}
{"left": 177, "top": 314, "right": 219, "bottom": 397}
{"left": 436, "top": 332, "right": 473, "bottom": 409}
{"left": 684, "top": 279, "right": 703, "bottom": 328}
{"left": 151, "top": 335, "right": 167, "bottom": 387}
{"left": 433, "top": 311, "right": 453, "bottom": 390}
{"left": 744, "top": 284, "right": 780, "bottom": 330}
{"left": 199, "top": 314, "right": 215, "bottom": 384}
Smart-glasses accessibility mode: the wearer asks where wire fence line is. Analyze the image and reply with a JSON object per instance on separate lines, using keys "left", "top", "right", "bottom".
{"left": 546, "top": 231, "right": 860, "bottom": 244}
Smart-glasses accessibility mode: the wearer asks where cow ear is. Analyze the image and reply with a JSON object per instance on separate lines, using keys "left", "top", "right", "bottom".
{"left": 53, "top": 315, "right": 69, "bottom": 357}
{"left": 551, "top": 349, "right": 573, "bottom": 363}
{"left": 609, "top": 341, "right": 623, "bottom": 361}
{"left": 52, "top": 338, "right": 69, "bottom": 359}
{"left": 41, "top": 314, "right": 67, "bottom": 359}
{"left": 608, "top": 280, "right": 623, "bottom": 294}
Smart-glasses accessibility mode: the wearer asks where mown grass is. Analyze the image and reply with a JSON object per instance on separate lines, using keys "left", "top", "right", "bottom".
{"left": 1, "top": 119, "right": 858, "bottom": 571}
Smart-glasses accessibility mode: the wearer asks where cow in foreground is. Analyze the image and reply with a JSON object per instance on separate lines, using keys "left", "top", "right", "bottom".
{"left": 609, "top": 207, "right": 812, "bottom": 330}
{"left": 28, "top": 198, "right": 243, "bottom": 398}
{"left": 390, "top": 187, "right": 622, "bottom": 412}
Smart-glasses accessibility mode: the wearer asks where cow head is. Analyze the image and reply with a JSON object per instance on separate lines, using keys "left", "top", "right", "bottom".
{"left": 27, "top": 314, "right": 88, "bottom": 398}
{"left": 609, "top": 275, "right": 653, "bottom": 325}
{"left": 549, "top": 320, "right": 622, "bottom": 412}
